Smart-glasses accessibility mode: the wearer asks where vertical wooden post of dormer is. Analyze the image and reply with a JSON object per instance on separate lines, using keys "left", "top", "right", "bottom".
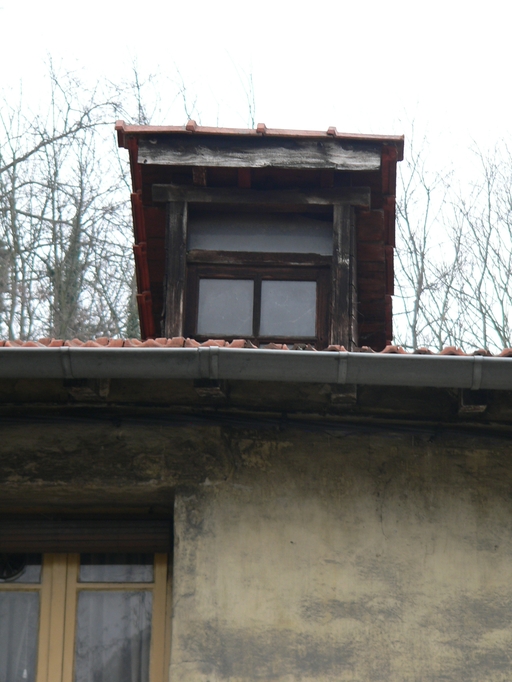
{"left": 330, "top": 204, "right": 356, "bottom": 349}
{"left": 164, "top": 201, "right": 187, "bottom": 338}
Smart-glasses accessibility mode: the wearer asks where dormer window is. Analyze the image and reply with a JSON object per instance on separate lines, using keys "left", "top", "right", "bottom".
{"left": 117, "top": 122, "right": 403, "bottom": 351}
{"left": 156, "top": 183, "right": 364, "bottom": 351}
{"left": 184, "top": 210, "right": 331, "bottom": 347}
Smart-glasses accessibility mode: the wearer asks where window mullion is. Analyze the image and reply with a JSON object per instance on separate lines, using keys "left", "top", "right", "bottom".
{"left": 149, "top": 553, "right": 169, "bottom": 682}
{"left": 35, "top": 556, "right": 52, "bottom": 682}
{"left": 42, "top": 554, "right": 69, "bottom": 682}
{"left": 61, "top": 554, "right": 79, "bottom": 682}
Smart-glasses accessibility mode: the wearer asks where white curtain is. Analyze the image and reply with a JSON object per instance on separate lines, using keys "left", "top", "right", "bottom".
{"left": 74, "top": 590, "right": 152, "bottom": 682}
{"left": 0, "top": 592, "right": 39, "bottom": 682}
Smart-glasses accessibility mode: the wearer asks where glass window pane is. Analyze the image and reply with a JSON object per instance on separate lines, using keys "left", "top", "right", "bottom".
{"left": 188, "top": 212, "right": 332, "bottom": 255}
{"left": 260, "top": 281, "right": 316, "bottom": 337}
{"left": 0, "top": 592, "right": 39, "bottom": 682}
{"left": 74, "top": 591, "right": 152, "bottom": 682}
{"left": 197, "top": 279, "right": 254, "bottom": 336}
{"left": 79, "top": 554, "right": 154, "bottom": 583}
{"left": 0, "top": 554, "right": 42, "bottom": 584}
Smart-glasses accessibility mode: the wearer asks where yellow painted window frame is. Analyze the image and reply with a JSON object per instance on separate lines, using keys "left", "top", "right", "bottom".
{"left": 0, "top": 553, "right": 171, "bottom": 682}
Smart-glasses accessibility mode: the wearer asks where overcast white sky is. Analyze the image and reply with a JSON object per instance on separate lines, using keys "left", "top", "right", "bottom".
{"left": 2, "top": 0, "right": 511, "bottom": 158}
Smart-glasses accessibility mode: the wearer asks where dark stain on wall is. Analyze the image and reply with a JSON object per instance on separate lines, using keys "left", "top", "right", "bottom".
{"left": 300, "top": 596, "right": 403, "bottom": 624}
{"left": 180, "top": 622, "right": 356, "bottom": 679}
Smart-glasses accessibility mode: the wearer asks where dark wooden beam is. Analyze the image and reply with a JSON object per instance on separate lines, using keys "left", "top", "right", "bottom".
{"left": 330, "top": 205, "right": 355, "bottom": 348}
{"left": 238, "top": 168, "right": 251, "bottom": 188}
{"left": 192, "top": 167, "right": 208, "bottom": 186}
{"left": 187, "top": 250, "right": 331, "bottom": 267}
{"left": 164, "top": 202, "right": 187, "bottom": 337}
{"left": 153, "top": 185, "right": 370, "bottom": 208}
{"left": 139, "top": 136, "right": 381, "bottom": 171}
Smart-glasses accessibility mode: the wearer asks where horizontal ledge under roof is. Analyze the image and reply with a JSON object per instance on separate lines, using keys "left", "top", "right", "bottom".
{"left": 0, "top": 347, "right": 511, "bottom": 390}
{"left": 115, "top": 120, "right": 405, "bottom": 160}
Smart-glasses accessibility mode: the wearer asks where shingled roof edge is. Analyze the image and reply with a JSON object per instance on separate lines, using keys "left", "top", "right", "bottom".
{"left": 115, "top": 120, "right": 405, "bottom": 161}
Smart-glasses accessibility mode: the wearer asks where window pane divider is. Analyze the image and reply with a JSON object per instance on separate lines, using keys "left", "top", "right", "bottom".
{"left": 36, "top": 554, "right": 53, "bottom": 682}
{"left": 45, "top": 554, "right": 69, "bottom": 682}
{"left": 149, "top": 553, "right": 169, "bottom": 682}
{"left": 75, "top": 582, "right": 155, "bottom": 590}
{"left": 0, "top": 582, "right": 41, "bottom": 591}
{"left": 61, "top": 554, "right": 79, "bottom": 682}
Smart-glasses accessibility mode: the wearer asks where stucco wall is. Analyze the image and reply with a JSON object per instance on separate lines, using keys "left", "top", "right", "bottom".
{"left": 171, "top": 429, "right": 512, "bottom": 682}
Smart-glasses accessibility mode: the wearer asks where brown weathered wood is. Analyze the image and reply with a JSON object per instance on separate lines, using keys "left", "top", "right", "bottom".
{"left": 153, "top": 185, "right": 370, "bottom": 207}
{"left": 139, "top": 135, "right": 381, "bottom": 171}
{"left": 350, "top": 210, "right": 358, "bottom": 349}
{"left": 330, "top": 204, "right": 354, "bottom": 348}
{"left": 238, "top": 168, "right": 251, "bottom": 188}
{"left": 187, "top": 250, "right": 331, "bottom": 267}
{"left": 356, "top": 243, "right": 385, "bottom": 262}
{"left": 164, "top": 202, "right": 187, "bottom": 337}
{"left": 193, "top": 167, "right": 208, "bottom": 186}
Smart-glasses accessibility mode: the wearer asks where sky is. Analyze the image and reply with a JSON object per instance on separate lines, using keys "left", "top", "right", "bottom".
{"left": 1, "top": 0, "right": 511, "bottom": 158}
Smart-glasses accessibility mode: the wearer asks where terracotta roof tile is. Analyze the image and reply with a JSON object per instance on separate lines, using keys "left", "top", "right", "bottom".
{"left": 0, "top": 338, "right": 511, "bottom": 357}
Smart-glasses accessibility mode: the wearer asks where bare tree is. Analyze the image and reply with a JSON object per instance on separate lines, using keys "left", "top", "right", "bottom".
{"left": 0, "top": 66, "right": 133, "bottom": 340}
{"left": 452, "top": 144, "right": 512, "bottom": 350}
{"left": 394, "top": 127, "right": 460, "bottom": 350}
{"left": 394, "top": 128, "right": 512, "bottom": 353}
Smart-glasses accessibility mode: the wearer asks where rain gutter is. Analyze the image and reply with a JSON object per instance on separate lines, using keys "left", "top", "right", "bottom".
{"left": 0, "top": 348, "right": 510, "bottom": 390}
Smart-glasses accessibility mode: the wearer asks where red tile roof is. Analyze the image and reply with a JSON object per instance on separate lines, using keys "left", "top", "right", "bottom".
{"left": 2, "top": 338, "right": 512, "bottom": 357}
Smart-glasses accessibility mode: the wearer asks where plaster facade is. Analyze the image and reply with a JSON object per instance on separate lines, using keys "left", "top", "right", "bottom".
{"left": 170, "top": 428, "right": 512, "bottom": 682}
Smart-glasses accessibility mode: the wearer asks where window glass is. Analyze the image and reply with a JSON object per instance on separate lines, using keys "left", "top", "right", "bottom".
{"left": 188, "top": 212, "right": 332, "bottom": 255}
{"left": 79, "top": 554, "right": 154, "bottom": 583}
{"left": 74, "top": 591, "right": 152, "bottom": 682}
{"left": 0, "top": 592, "right": 39, "bottom": 682}
{"left": 197, "top": 279, "right": 254, "bottom": 336}
{"left": 260, "top": 281, "right": 316, "bottom": 337}
{"left": 0, "top": 553, "right": 42, "bottom": 584}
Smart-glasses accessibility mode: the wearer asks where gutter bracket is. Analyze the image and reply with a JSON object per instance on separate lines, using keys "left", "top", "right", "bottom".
{"left": 471, "top": 355, "right": 483, "bottom": 390}
{"left": 209, "top": 346, "right": 219, "bottom": 380}
{"left": 59, "top": 347, "right": 74, "bottom": 379}
{"left": 337, "top": 352, "right": 349, "bottom": 384}
{"left": 194, "top": 347, "right": 226, "bottom": 398}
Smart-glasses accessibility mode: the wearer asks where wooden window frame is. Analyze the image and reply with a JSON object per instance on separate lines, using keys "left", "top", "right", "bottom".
{"left": 184, "top": 262, "right": 330, "bottom": 348}
{"left": 0, "top": 521, "right": 173, "bottom": 682}
{"left": 162, "top": 191, "right": 359, "bottom": 349}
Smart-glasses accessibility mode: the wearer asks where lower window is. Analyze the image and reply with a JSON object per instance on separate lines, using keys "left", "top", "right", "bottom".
{"left": 0, "top": 552, "right": 170, "bottom": 682}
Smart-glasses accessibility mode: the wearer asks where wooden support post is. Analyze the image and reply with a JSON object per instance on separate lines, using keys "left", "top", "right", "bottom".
{"left": 330, "top": 204, "right": 355, "bottom": 348}
{"left": 164, "top": 202, "right": 187, "bottom": 338}
{"left": 192, "top": 167, "right": 208, "bottom": 186}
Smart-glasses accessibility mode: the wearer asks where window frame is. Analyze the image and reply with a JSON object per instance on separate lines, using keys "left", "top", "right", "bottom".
{"left": 184, "top": 261, "right": 330, "bottom": 347}
{"left": 0, "top": 520, "right": 172, "bottom": 682}
{"left": 163, "top": 192, "right": 357, "bottom": 348}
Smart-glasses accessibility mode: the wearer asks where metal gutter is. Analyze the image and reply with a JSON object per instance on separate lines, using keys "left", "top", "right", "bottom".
{"left": 0, "top": 348, "right": 511, "bottom": 390}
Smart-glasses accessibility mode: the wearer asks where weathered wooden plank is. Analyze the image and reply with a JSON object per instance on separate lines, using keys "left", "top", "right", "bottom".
{"left": 139, "top": 135, "right": 381, "bottom": 171}
{"left": 330, "top": 205, "right": 354, "bottom": 348}
{"left": 358, "top": 299, "right": 386, "bottom": 321}
{"left": 153, "top": 185, "right": 370, "bottom": 207}
{"left": 358, "top": 277, "right": 387, "bottom": 296}
{"left": 356, "top": 209, "right": 385, "bottom": 241}
{"left": 187, "top": 250, "right": 331, "bottom": 267}
{"left": 193, "top": 167, "right": 208, "bottom": 186}
{"left": 357, "top": 243, "right": 385, "bottom": 262}
{"left": 164, "top": 202, "right": 187, "bottom": 338}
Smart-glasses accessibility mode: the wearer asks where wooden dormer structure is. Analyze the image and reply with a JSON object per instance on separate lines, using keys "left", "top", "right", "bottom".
{"left": 116, "top": 121, "right": 403, "bottom": 350}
